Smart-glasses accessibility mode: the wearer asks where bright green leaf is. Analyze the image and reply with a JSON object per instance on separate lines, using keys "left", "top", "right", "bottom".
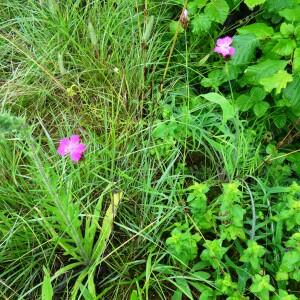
{"left": 42, "top": 267, "right": 53, "bottom": 300}
{"left": 236, "top": 94, "right": 253, "bottom": 111}
{"left": 237, "top": 23, "right": 274, "bottom": 39}
{"left": 243, "top": 59, "right": 288, "bottom": 85}
{"left": 280, "top": 23, "right": 295, "bottom": 37}
{"left": 191, "top": 14, "right": 211, "bottom": 34}
{"left": 188, "top": 0, "right": 207, "bottom": 14}
{"left": 283, "top": 74, "right": 300, "bottom": 115}
{"left": 279, "top": 7, "right": 300, "bottom": 22}
{"left": 204, "top": 0, "right": 229, "bottom": 24}
{"left": 293, "top": 48, "right": 300, "bottom": 73}
{"left": 244, "top": 0, "right": 266, "bottom": 9}
{"left": 253, "top": 101, "right": 270, "bottom": 117}
{"left": 260, "top": 70, "right": 293, "bottom": 94}
{"left": 201, "top": 92, "right": 235, "bottom": 123}
{"left": 273, "top": 39, "right": 296, "bottom": 56}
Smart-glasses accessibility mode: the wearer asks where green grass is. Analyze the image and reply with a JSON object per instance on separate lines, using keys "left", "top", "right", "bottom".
{"left": 1, "top": 1, "right": 298, "bottom": 299}
{"left": 0, "top": 1, "right": 189, "bottom": 298}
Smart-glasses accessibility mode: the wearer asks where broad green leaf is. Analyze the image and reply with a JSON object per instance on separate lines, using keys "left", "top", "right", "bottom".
{"left": 231, "top": 34, "right": 259, "bottom": 65}
{"left": 250, "top": 86, "right": 267, "bottom": 101}
{"left": 245, "top": 0, "right": 266, "bottom": 9}
{"left": 188, "top": 0, "right": 208, "bottom": 14}
{"left": 42, "top": 267, "right": 53, "bottom": 300}
{"left": 293, "top": 48, "right": 300, "bottom": 73}
{"left": 237, "top": 23, "right": 274, "bottom": 39}
{"left": 279, "top": 7, "right": 300, "bottom": 22}
{"left": 280, "top": 23, "right": 295, "bottom": 37}
{"left": 283, "top": 74, "right": 300, "bottom": 115}
{"left": 192, "top": 14, "right": 211, "bottom": 34}
{"left": 201, "top": 69, "right": 226, "bottom": 88}
{"left": 273, "top": 39, "right": 296, "bottom": 56}
{"left": 265, "top": 0, "right": 296, "bottom": 12}
{"left": 243, "top": 59, "right": 288, "bottom": 85}
{"left": 273, "top": 114, "right": 287, "bottom": 128}
{"left": 295, "top": 24, "right": 300, "bottom": 40}
{"left": 260, "top": 70, "right": 293, "bottom": 94}
{"left": 204, "top": 0, "right": 229, "bottom": 24}
{"left": 201, "top": 92, "right": 235, "bottom": 123}
{"left": 236, "top": 94, "right": 253, "bottom": 112}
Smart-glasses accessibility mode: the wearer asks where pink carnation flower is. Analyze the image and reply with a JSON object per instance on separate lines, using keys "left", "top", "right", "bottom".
{"left": 57, "top": 135, "right": 86, "bottom": 162}
{"left": 214, "top": 36, "right": 235, "bottom": 58}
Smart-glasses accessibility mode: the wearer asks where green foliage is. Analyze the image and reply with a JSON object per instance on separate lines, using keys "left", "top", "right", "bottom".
{"left": 250, "top": 274, "right": 275, "bottom": 300}
{"left": 245, "top": 0, "right": 266, "bottom": 9}
{"left": 166, "top": 224, "right": 201, "bottom": 266}
{"left": 1, "top": 0, "right": 300, "bottom": 299}
{"left": 200, "top": 239, "right": 228, "bottom": 269}
{"left": 240, "top": 240, "right": 265, "bottom": 271}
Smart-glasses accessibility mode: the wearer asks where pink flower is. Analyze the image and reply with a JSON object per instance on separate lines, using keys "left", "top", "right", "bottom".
{"left": 57, "top": 135, "right": 86, "bottom": 162}
{"left": 214, "top": 36, "right": 235, "bottom": 58}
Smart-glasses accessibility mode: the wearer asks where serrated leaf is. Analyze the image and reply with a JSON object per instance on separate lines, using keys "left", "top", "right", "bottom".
{"left": 283, "top": 73, "right": 300, "bottom": 115}
{"left": 231, "top": 34, "right": 259, "bottom": 65}
{"left": 273, "top": 114, "right": 287, "bottom": 128}
{"left": 201, "top": 92, "right": 235, "bottom": 123}
{"left": 243, "top": 59, "right": 288, "bottom": 85}
{"left": 188, "top": 0, "right": 207, "bottom": 14}
{"left": 192, "top": 14, "right": 211, "bottom": 34}
{"left": 260, "top": 70, "right": 293, "bottom": 94}
{"left": 253, "top": 101, "right": 270, "bottom": 117}
{"left": 273, "top": 39, "right": 296, "bottom": 56}
{"left": 279, "top": 7, "right": 300, "bottom": 22}
{"left": 244, "top": 0, "right": 266, "bottom": 9}
{"left": 293, "top": 48, "right": 300, "bottom": 73}
{"left": 265, "top": 0, "right": 295, "bottom": 12}
{"left": 237, "top": 23, "right": 274, "bottom": 39}
{"left": 204, "top": 0, "right": 229, "bottom": 24}
{"left": 280, "top": 23, "right": 295, "bottom": 37}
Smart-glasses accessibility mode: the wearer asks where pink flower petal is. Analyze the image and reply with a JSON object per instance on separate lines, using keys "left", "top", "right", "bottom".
{"left": 229, "top": 47, "right": 235, "bottom": 57}
{"left": 214, "top": 46, "right": 227, "bottom": 57}
{"left": 70, "top": 151, "right": 84, "bottom": 162}
{"left": 57, "top": 135, "right": 86, "bottom": 162}
{"left": 217, "top": 36, "right": 232, "bottom": 47}
{"left": 57, "top": 138, "right": 70, "bottom": 156}
{"left": 70, "top": 135, "right": 80, "bottom": 143}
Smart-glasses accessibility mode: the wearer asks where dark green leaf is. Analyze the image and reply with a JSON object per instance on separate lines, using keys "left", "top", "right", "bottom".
{"left": 231, "top": 34, "right": 259, "bottom": 66}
